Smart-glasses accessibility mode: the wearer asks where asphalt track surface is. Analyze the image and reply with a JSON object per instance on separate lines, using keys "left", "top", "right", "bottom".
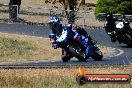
{"left": 0, "top": 23, "right": 132, "bottom": 68}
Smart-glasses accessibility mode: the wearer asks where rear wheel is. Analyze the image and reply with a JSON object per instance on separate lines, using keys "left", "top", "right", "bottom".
{"left": 68, "top": 45, "right": 87, "bottom": 62}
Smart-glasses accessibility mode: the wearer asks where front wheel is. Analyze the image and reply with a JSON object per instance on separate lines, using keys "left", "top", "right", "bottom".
{"left": 68, "top": 45, "right": 87, "bottom": 62}
{"left": 61, "top": 49, "right": 72, "bottom": 62}
{"left": 125, "top": 42, "right": 132, "bottom": 47}
{"left": 62, "top": 56, "right": 71, "bottom": 62}
{"left": 91, "top": 50, "right": 103, "bottom": 61}
{"left": 125, "top": 34, "right": 132, "bottom": 46}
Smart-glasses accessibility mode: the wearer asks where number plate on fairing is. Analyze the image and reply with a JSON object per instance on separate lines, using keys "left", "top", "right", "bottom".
{"left": 116, "top": 22, "right": 124, "bottom": 29}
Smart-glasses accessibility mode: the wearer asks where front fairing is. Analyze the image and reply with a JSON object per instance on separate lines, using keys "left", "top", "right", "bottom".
{"left": 116, "top": 22, "right": 124, "bottom": 29}
{"left": 56, "top": 29, "right": 69, "bottom": 43}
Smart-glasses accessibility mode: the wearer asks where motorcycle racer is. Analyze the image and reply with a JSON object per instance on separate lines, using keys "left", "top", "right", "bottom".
{"left": 105, "top": 13, "right": 117, "bottom": 42}
{"left": 48, "top": 16, "right": 94, "bottom": 61}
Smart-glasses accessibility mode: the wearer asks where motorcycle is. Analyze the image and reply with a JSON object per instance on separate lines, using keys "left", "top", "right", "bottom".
{"left": 49, "top": 28, "right": 103, "bottom": 62}
{"left": 104, "top": 13, "right": 132, "bottom": 46}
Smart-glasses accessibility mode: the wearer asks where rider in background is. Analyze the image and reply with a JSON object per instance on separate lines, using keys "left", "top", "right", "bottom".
{"left": 105, "top": 13, "right": 116, "bottom": 33}
{"left": 105, "top": 13, "right": 117, "bottom": 42}
{"left": 105, "top": 13, "right": 131, "bottom": 42}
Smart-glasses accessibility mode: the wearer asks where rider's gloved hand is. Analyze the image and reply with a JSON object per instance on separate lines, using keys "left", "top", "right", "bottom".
{"left": 52, "top": 43, "right": 58, "bottom": 49}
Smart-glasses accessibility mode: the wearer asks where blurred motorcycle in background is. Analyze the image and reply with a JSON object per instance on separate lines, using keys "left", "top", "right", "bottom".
{"left": 103, "top": 13, "right": 132, "bottom": 46}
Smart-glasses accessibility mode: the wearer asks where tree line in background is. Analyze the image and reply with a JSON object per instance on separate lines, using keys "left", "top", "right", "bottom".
{"left": 95, "top": 0, "right": 132, "bottom": 19}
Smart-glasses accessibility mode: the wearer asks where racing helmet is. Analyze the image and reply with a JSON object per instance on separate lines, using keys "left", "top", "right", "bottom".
{"left": 48, "top": 16, "right": 60, "bottom": 30}
{"left": 106, "top": 13, "right": 113, "bottom": 21}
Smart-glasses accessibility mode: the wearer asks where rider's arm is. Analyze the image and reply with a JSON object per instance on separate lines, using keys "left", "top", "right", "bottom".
{"left": 49, "top": 30, "right": 58, "bottom": 49}
{"left": 49, "top": 30, "right": 55, "bottom": 38}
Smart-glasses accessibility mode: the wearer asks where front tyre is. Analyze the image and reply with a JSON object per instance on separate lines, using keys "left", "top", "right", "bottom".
{"left": 68, "top": 45, "right": 87, "bottom": 62}
{"left": 125, "top": 34, "right": 132, "bottom": 46}
{"left": 125, "top": 42, "right": 132, "bottom": 47}
{"left": 62, "top": 56, "right": 71, "bottom": 62}
{"left": 91, "top": 50, "right": 103, "bottom": 61}
{"left": 61, "top": 49, "right": 72, "bottom": 62}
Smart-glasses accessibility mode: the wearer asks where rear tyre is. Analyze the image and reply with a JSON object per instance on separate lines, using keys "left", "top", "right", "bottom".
{"left": 68, "top": 45, "right": 87, "bottom": 62}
